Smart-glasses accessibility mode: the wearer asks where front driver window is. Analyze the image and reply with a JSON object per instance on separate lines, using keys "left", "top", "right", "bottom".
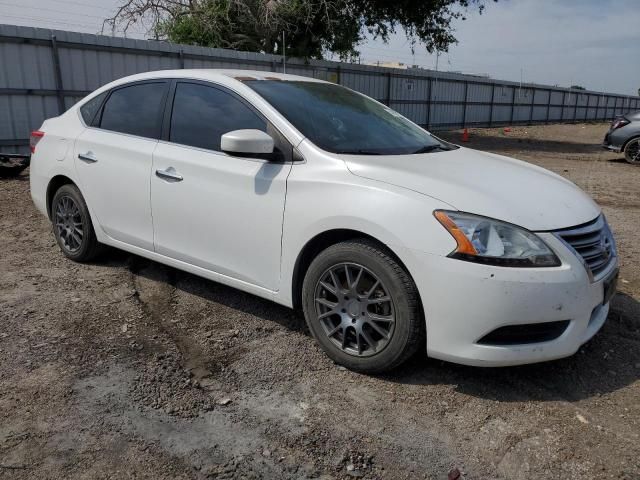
{"left": 170, "top": 82, "right": 266, "bottom": 151}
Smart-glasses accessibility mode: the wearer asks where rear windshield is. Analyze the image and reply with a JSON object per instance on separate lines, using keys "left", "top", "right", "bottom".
{"left": 245, "top": 80, "right": 452, "bottom": 155}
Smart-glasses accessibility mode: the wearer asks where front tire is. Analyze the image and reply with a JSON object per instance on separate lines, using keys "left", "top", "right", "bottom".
{"left": 51, "top": 184, "right": 101, "bottom": 262}
{"left": 624, "top": 137, "right": 640, "bottom": 165}
{"left": 302, "top": 239, "right": 424, "bottom": 373}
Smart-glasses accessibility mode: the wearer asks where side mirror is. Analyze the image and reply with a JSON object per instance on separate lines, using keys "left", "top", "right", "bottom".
{"left": 221, "top": 129, "right": 274, "bottom": 156}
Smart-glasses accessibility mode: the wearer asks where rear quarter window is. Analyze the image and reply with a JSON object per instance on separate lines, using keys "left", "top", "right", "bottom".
{"left": 79, "top": 91, "right": 107, "bottom": 126}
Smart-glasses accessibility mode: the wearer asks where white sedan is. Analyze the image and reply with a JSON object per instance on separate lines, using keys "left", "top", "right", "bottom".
{"left": 29, "top": 70, "right": 618, "bottom": 372}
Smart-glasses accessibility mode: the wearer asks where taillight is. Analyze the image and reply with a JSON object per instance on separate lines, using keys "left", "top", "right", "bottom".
{"left": 30, "top": 130, "right": 44, "bottom": 154}
{"left": 611, "top": 118, "right": 630, "bottom": 130}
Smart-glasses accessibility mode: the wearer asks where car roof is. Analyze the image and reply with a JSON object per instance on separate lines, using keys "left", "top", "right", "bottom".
{"left": 106, "top": 69, "right": 328, "bottom": 88}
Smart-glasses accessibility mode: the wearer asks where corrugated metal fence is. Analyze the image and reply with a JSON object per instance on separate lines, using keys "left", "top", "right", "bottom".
{"left": 1, "top": 23, "right": 639, "bottom": 154}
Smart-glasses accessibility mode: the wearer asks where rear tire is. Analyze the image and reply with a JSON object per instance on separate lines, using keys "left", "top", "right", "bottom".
{"left": 624, "top": 137, "right": 640, "bottom": 165}
{"left": 302, "top": 239, "right": 424, "bottom": 373}
{"left": 51, "top": 184, "right": 102, "bottom": 262}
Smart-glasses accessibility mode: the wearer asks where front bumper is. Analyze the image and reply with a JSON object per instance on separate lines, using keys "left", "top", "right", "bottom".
{"left": 406, "top": 233, "right": 618, "bottom": 367}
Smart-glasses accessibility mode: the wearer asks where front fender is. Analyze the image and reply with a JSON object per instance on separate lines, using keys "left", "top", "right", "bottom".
{"left": 277, "top": 145, "right": 456, "bottom": 307}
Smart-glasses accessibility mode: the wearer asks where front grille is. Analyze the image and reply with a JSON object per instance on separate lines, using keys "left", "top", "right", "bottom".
{"left": 477, "top": 320, "right": 570, "bottom": 346}
{"left": 555, "top": 215, "right": 616, "bottom": 279}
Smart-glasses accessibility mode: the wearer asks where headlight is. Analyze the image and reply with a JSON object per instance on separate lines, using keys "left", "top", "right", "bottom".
{"left": 434, "top": 210, "right": 561, "bottom": 267}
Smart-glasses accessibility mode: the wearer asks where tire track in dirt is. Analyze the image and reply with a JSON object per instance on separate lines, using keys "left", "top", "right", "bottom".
{"left": 115, "top": 257, "right": 331, "bottom": 478}
{"left": 126, "top": 256, "right": 215, "bottom": 383}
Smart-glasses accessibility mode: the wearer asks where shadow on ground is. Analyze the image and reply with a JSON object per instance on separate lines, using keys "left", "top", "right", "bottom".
{"left": 102, "top": 249, "right": 305, "bottom": 333}
{"left": 99, "top": 249, "right": 639, "bottom": 404}
{"left": 438, "top": 131, "right": 606, "bottom": 155}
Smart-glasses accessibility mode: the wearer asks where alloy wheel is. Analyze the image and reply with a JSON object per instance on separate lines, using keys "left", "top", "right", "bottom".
{"left": 314, "top": 262, "right": 395, "bottom": 357}
{"left": 626, "top": 139, "right": 640, "bottom": 164}
{"left": 54, "top": 195, "right": 84, "bottom": 253}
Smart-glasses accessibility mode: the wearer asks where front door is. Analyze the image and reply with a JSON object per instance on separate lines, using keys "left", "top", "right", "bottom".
{"left": 150, "top": 81, "right": 292, "bottom": 291}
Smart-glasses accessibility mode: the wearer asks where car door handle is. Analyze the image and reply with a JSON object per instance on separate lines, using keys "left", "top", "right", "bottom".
{"left": 78, "top": 151, "right": 97, "bottom": 163}
{"left": 155, "top": 167, "right": 183, "bottom": 182}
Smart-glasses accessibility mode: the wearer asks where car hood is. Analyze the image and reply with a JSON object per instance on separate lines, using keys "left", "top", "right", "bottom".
{"left": 342, "top": 147, "right": 600, "bottom": 231}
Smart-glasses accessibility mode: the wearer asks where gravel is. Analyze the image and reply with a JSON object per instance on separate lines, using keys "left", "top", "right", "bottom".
{"left": 0, "top": 123, "right": 639, "bottom": 479}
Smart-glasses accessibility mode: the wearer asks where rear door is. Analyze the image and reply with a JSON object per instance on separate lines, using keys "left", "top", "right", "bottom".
{"left": 150, "top": 80, "right": 292, "bottom": 291}
{"left": 74, "top": 80, "right": 169, "bottom": 251}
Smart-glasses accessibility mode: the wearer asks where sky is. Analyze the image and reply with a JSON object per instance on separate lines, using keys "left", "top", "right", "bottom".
{"left": 1, "top": 0, "right": 638, "bottom": 95}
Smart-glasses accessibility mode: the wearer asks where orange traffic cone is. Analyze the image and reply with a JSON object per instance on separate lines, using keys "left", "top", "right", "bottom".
{"left": 462, "top": 128, "right": 470, "bottom": 142}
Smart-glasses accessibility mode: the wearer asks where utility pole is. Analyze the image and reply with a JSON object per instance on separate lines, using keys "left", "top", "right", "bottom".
{"left": 432, "top": 51, "right": 440, "bottom": 129}
{"left": 282, "top": 31, "right": 286, "bottom": 74}
{"left": 519, "top": 67, "right": 523, "bottom": 100}
{"left": 434, "top": 51, "right": 440, "bottom": 98}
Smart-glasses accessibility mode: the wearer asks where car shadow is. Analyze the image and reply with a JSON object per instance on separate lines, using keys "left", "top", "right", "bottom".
{"left": 98, "top": 250, "right": 639, "bottom": 402}
{"left": 0, "top": 170, "right": 30, "bottom": 181}
{"left": 101, "top": 249, "right": 306, "bottom": 334}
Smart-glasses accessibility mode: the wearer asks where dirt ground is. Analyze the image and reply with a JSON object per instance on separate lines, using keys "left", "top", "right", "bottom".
{"left": 1, "top": 122, "right": 639, "bottom": 480}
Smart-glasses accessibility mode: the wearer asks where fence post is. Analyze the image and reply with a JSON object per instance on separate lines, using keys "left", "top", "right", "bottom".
{"left": 461, "top": 81, "right": 468, "bottom": 128}
{"left": 585, "top": 94, "right": 590, "bottom": 122}
{"left": 488, "top": 84, "right": 495, "bottom": 127}
{"left": 336, "top": 65, "right": 341, "bottom": 85}
{"left": 599, "top": 96, "right": 603, "bottom": 121}
{"left": 509, "top": 87, "right": 516, "bottom": 124}
{"left": 573, "top": 92, "right": 578, "bottom": 122}
{"left": 50, "top": 35, "right": 65, "bottom": 114}
{"left": 179, "top": 49, "right": 185, "bottom": 68}
{"left": 528, "top": 89, "right": 534, "bottom": 125}
{"left": 545, "top": 89, "right": 552, "bottom": 124}
{"left": 385, "top": 71, "right": 392, "bottom": 106}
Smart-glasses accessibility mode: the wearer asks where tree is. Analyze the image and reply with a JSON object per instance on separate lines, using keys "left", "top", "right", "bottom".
{"left": 570, "top": 85, "right": 586, "bottom": 90}
{"left": 105, "top": 0, "right": 494, "bottom": 60}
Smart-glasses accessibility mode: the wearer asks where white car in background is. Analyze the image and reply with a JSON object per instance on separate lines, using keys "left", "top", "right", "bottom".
{"left": 29, "top": 70, "right": 618, "bottom": 373}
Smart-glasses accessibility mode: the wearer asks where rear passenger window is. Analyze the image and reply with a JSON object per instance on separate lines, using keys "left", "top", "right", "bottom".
{"left": 99, "top": 82, "right": 167, "bottom": 139}
{"left": 170, "top": 82, "right": 266, "bottom": 151}
{"left": 80, "top": 91, "right": 107, "bottom": 125}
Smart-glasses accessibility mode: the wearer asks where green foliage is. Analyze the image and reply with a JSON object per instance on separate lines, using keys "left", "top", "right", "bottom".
{"left": 142, "top": 0, "right": 493, "bottom": 59}
{"left": 570, "top": 85, "right": 586, "bottom": 90}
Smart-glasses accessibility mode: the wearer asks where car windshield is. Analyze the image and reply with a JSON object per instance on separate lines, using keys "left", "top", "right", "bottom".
{"left": 245, "top": 80, "right": 453, "bottom": 155}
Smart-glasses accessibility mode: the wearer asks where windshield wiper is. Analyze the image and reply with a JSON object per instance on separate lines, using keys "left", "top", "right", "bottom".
{"left": 411, "top": 144, "right": 449, "bottom": 154}
{"left": 335, "top": 149, "right": 383, "bottom": 155}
